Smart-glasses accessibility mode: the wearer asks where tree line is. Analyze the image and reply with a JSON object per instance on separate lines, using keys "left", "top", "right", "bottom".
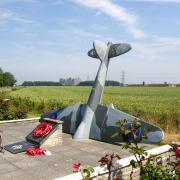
{"left": 21, "top": 80, "right": 121, "bottom": 86}
{"left": 78, "top": 80, "right": 121, "bottom": 86}
{"left": 22, "top": 81, "right": 62, "bottom": 86}
{"left": 0, "top": 67, "right": 16, "bottom": 87}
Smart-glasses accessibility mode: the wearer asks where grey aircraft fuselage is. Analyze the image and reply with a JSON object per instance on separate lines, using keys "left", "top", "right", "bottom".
{"left": 74, "top": 40, "right": 131, "bottom": 139}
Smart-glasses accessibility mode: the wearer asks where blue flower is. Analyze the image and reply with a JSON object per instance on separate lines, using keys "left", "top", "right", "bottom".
{"left": 136, "top": 128, "right": 141, "bottom": 136}
{"left": 127, "top": 134, "right": 135, "bottom": 140}
{"left": 127, "top": 128, "right": 142, "bottom": 141}
{"left": 127, "top": 123, "right": 132, "bottom": 130}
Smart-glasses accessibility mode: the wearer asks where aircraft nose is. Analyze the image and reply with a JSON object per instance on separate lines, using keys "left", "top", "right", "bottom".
{"left": 146, "top": 131, "right": 164, "bottom": 143}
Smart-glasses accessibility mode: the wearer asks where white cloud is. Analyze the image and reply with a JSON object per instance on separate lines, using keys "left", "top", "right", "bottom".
{"left": 126, "top": 0, "right": 180, "bottom": 3}
{"left": 1, "top": 34, "right": 179, "bottom": 84}
{"left": 0, "top": 0, "right": 37, "bottom": 5}
{"left": 130, "top": 36, "right": 180, "bottom": 61}
{"left": 128, "top": 26, "right": 145, "bottom": 39}
{"left": 70, "top": 26, "right": 102, "bottom": 38}
{"left": 108, "top": 36, "right": 180, "bottom": 83}
{"left": 0, "top": 10, "right": 32, "bottom": 23}
{"left": 0, "top": 42, "right": 99, "bottom": 83}
{"left": 73, "top": 0, "right": 137, "bottom": 24}
{"left": 0, "top": 9, "right": 38, "bottom": 27}
{"left": 71, "top": 0, "right": 146, "bottom": 39}
{"left": 50, "top": 0, "right": 64, "bottom": 4}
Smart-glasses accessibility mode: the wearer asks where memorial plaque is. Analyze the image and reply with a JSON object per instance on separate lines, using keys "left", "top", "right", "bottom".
{"left": 4, "top": 141, "right": 37, "bottom": 154}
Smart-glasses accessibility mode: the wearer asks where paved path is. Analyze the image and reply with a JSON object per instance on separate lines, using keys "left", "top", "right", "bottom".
{"left": 0, "top": 120, "right": 155, "bottom": 180}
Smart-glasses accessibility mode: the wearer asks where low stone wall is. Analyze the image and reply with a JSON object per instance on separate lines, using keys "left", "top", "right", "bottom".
{"left": 57, "top": 144, "right": 174, "bottom": 180}
{"left": 0, "top": 117, "right": 40, "bottom": 124}
{"left": 98, "top": 145, "right": 175, "bottom": 180}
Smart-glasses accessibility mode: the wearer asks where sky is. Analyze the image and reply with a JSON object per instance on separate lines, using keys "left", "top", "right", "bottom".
{"left": 0, "top": 0, "right": 180, "bottom": 84}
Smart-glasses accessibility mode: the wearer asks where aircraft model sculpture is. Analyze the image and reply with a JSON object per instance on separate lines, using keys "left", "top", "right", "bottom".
{"left": 41, "top": 40, "right": 164, "bottom": 143}
{"left": 4, "top": 40, "right": 164, "bottom": 155}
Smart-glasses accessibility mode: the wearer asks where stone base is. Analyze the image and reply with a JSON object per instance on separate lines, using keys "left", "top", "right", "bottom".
{"left": 41, "top": 125, "right": 63, "bottom": 148}
{"left": 40, "top": 118, "right": 63, "bottom": 148}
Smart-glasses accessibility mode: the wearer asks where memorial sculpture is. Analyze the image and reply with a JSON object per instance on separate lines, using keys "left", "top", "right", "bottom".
{"left": 4, "top": 41, "right": 164, "bottom": 154}
{"left": 74, "top": 41, "right": 131, "bottom": 139}
{"left": 42, "top": 40, "right": 164, "bottom": 143}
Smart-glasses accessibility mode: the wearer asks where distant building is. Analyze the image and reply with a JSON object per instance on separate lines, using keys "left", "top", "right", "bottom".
{"left": 169, "top": 84, "right": 176, "bottom": 87}
{"left": 59, "top": 77, "right": 81, "bottom": 85}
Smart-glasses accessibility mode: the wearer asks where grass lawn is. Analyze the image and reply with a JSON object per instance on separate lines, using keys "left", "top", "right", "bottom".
{"left": 9, "top": 86, "right": 180, "bottom": 143}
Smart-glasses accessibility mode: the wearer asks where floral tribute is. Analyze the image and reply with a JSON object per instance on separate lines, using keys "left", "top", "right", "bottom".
{"left": 26, "top": 147, "right": 46, "bottom": 156}
{"left": 33, "top": 122, "right": 53, "bottom": 138}
{"left": 73, "top": 163, "right": 81, "bottom": 173}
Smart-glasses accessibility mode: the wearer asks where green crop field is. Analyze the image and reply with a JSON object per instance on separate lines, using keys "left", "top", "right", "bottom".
{"left": 9, "top": 86, "right": 180, "bottom": 135}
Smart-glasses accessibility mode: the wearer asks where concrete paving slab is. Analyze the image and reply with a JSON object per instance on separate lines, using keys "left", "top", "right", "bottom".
{"left": 0, "top": 120, "right": 155, "bottom": 179}
{"left": 0, "top": 162, "right": 19, "bottom": 175}
{"left": 0, "top": 169, "right": 34, "bottom": 180}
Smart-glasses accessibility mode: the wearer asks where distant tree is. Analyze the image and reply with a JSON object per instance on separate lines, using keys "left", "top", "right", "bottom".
{"left": 3, "top": 72, "right": 16, "bottom": 86}
{"left": 0, "top": 67, "right": 16, "bottom": 87}
{"left": 105, "top": 80, "right": 120, "bottom": 86}
{"left": 78, "top": 80, "right": 120, "bottom": 86}
{"left": 22, "top": 81, "right": 62, "bottom": 86}
{"left": 78, "top": 81, "right": 94, "bottom": 86}
{"left": 142, "top": 81, "right": 145, "bottom": 86}
{"left": 0, "top": 67, "right": 3, "bottom": 87}
{"left": 22, "top": 81, "right": 33, "bottom": 86}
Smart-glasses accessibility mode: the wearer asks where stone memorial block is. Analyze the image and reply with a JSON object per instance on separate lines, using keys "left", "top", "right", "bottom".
{"left": 4, "top": 118, "right": 63, "bottom": 154}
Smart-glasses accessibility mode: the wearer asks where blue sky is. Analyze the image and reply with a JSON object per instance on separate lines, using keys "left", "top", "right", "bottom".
{"left": 0, "top": 0, "right": 180, "bottom": 84}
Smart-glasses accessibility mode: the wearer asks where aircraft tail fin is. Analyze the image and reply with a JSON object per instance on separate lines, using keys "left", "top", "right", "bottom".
{"left": 88, "top": 43, "right": 131, "bottom": 59}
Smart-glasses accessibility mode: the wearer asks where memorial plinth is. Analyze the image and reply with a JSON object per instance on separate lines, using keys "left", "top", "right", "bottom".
{"left": 40, "top": 118, "right": 63, "bottom": 148}
{"left": 4, "top": 118, "right": 63, "bottom": 154}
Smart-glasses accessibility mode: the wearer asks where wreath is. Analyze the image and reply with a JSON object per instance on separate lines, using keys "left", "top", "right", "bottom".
{"left": 33, "top": 122, "right": 53, "bottom": 138}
